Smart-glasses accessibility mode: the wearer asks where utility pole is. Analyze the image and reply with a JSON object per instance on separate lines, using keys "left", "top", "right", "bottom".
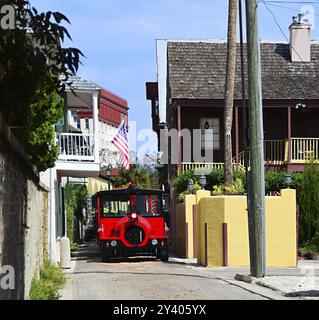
{"left": 224, "top": 0, "right": 238, "bottom": 185}
{"left": 245, "top": 0, "right": 266, "bottom": 278}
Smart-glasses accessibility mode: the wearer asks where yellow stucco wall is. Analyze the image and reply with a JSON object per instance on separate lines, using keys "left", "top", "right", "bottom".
{"left": 185, "top": 195, "right": 196, "bottom": 259}
{"left": 87, "top": 178, "right": 110, "bottom": 196}
{"left": 196, "top": 189, "right": 297, "bottom": 268}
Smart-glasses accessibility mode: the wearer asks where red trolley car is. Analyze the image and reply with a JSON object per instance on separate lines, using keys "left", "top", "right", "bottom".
{"left": 92, "top": 184, "right": 170, "bottom": 262}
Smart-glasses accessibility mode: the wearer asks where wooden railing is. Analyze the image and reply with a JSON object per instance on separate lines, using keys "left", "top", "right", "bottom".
{"left": 264, "top": 140, "right": 286, "bottom": 165}
{"left": 291, "top": 138, "right": 319, "bottom": 163}
{"left": 181, "top": 138, "right": 319, "bottom": 172}
{"left": 182, "top": 162, "right": 244, "bottom": 172}
{"left": 55, "top": 133, "right": 95, "bottom": 161}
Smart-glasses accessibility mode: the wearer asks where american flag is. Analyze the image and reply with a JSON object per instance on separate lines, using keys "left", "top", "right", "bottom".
{"left": 111, "top": 119, "right": 130, "bottom": 170}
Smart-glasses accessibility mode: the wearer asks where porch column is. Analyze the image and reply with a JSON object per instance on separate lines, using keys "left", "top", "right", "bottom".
{"left": 288, "top": 106, "right": 292, "bottom": 164}
{"left": 235, "top": 106, "right": 239, "bottom": 165}
{"left": 177, "top": 104, "right": 182, "bottom": 173}
{"left": 92, "top": 91, "right": 99, "bottom": 163}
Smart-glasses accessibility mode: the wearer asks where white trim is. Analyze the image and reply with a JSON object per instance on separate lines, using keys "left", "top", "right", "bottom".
{"left": 156, "top": 40, "right": 168, "bottom": 124}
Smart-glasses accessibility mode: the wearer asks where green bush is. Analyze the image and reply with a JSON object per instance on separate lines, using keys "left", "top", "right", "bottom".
{"left": 177, "top": 183, "right": 201, "bottom": 202}
{"left": 29, "top": 262, "right": 66, "bottom": 300}
{"left": 173, "top": 168, "right": 305, "bottom": 195}
{"left": 299, "top": 162, "right": 319, "bottom": 244}
{"left": 206, "top": 168, "right": 225, "bottom": 190}
{"left": 264, "top": 171, "right": 286, "bottom": 194}
{"left": 172, "top": 170, "right": 199, "bottom": 194}
{"left": 213, "top": 179, "right": 245, "bottom": 196}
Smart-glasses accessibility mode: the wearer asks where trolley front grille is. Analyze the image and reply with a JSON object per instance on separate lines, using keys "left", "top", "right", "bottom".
{"left": 124, "top": 225, "right": 145, "bottom": 246}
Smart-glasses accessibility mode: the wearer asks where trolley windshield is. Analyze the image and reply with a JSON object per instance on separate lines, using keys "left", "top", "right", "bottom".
{"left": 100, "top": 191, "right": 163, "bottom": 218}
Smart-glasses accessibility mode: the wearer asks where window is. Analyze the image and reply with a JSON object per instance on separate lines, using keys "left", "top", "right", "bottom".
{"left": 102, "top": 200, "right": 129, "bottom": 217}
{"left": 85, "top": 119, "right": 89, "bottom": 130}
{"left": 74, "top": 117, "right": 81, "bottom": 129}
{"left": 200, "top": 118, "right": 220, "bottom": 150}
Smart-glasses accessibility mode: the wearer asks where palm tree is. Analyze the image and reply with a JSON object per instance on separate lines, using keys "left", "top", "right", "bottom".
{"left": 224, "top": 0, "right": 238, "bottom": 185}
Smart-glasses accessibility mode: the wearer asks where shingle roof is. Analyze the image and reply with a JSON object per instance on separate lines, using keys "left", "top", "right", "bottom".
{"left": 167, "top": 42, "right": 319, "bottom": 100}
{"left": 63, "top": 75, "right": 100, "bottom": 92}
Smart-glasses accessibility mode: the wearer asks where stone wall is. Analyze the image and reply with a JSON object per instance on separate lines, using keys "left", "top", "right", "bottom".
{"left": 0, "top": 126, "right": 48, "bottom": 299}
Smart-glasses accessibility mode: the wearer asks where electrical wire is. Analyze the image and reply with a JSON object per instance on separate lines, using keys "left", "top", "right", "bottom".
{"left": 264, "top": 2, "right": 319, "bottom": 17}
{"left": 260, "top": 0, "right": 316, "bottom": 66}
{"left": 263, "top": 1, "right": 319, "bottom": 4}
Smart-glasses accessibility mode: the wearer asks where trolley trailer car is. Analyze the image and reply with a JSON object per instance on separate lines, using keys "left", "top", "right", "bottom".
{"left": 92, "top": 184, "right": 170, "bottom": 262}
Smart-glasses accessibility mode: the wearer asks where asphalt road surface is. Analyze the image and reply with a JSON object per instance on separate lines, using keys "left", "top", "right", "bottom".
{"left": 60, "top": 242, "right": 287, "bottom": 300}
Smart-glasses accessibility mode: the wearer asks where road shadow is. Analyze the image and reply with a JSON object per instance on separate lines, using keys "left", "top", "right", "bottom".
{"left": 71, "top": 241, "right": 201, "bottom": 267}
{"left": 285, "top": 290, "right": 319, "bottom": 298}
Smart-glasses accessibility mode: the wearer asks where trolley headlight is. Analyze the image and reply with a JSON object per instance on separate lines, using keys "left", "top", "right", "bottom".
{"left": 111, "top": 240, "right": 118, "bottom": 247}
{"left": 151, "top": 239, "right": 158, "bottom": 246}
{"left": 131, "top": 213, "right": 137, "bottom": 219}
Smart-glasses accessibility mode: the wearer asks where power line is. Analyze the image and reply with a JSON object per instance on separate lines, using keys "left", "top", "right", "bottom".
{"left": 265, "top": 2, "right": 319, "bottom": 17}
{"left": 261, "top": 0, "right": 315, "bottom": 66}
{"left": 264, "top": 1, "right": 319, "bottom": 4}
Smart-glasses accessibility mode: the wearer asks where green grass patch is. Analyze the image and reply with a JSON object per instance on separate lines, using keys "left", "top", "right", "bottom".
{"left": 29, "top": 262, "right": 66, "bottom": 300}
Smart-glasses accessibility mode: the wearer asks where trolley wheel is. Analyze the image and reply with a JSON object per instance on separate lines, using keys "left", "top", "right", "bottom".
{"left": 160, "top": 247, "right": 169, "bottom": 262}
{"left": 100, "top": 247, "right": 111, "bottom": 263}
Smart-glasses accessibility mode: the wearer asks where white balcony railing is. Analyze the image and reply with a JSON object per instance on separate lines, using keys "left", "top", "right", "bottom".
{"left": 56, "top": 133, "right": 95, "bottom": 162}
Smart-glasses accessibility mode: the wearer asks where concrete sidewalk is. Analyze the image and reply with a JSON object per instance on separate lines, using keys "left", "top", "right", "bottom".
{"left": 257, "top": 260, "right": 319, "bottom": 299}
{"left": 170, "top": 256, "right": 319, "bottom": 299}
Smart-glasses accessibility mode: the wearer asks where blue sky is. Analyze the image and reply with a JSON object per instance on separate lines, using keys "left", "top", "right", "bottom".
{"left": 31, "top": 0, "right": 319, "bottom": 156}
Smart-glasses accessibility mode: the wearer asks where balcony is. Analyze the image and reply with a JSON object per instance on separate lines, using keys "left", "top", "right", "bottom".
{"left": 56, "top": 133, "right": 95, "bottom": 162}
{"left": 55, "top": 132, "right": 100, "bottom": 177}
{"left": 54, "top": 76, "right": 101, "bottom": 178}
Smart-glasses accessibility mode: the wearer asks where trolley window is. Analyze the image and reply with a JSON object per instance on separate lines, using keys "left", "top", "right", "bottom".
{"left": 137, "top": 194, "right": 162, "bottom": 216}
{"left": 102, "top": 199, "right": 130, "bottom": 217}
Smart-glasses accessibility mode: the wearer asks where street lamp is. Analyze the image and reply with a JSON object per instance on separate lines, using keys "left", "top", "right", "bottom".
{"left": 187, "top": 179, "right": 194, "bottom": 194}
{"left": 285, "top": 173, "right": 292, "bottom": 189}
{"left": 105, "top": 164, "right": 113, "bottom": 190}
{"left": 199, "top": 174, "right": 207, "bottom": 190}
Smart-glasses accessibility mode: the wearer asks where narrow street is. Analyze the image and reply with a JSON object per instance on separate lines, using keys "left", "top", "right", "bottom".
{"left": 60, "top": 243, "right": 288, "bottom": 300}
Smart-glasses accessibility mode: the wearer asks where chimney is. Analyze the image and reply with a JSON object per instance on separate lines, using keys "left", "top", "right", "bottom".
{"left": 289, "top": 14, "right": 311, "bottom": 62}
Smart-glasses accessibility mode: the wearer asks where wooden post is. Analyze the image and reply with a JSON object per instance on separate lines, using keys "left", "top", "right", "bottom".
{"left": 235, "top": 106, "right": 239, "bottom": 165}
{"left": 288, "top": 106, "right": 292, "bottom": 165}
{"left": 245, "top": 0, "right": 266, "bottom": 278}
{"left": 222, "top": 223, "right": 228, "bottom": 267}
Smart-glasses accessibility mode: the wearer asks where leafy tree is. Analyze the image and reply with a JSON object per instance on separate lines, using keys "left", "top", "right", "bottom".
{"left": 64, "top": 184, "right": 88, "bottom": 244}
{"left": 114, "top": 164, "right": 159, "bottom": 189}
{"left": 0, "top": 0, "right": 83, "bottom": 171}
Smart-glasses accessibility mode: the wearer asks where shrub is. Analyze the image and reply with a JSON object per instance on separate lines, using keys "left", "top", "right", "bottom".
{"left": 177, "top": 183, "right": 201, "bottom": 202}
{"left": 29, "top": 262, "right": 66, "bottom": 300}
{"left": 213, "top": 179, "right": 245, "bottom": 196}
{"left": 172, "top": 168, "right": 304, "bottom": 196}
{"left": 264, "top": 171, "right": 286, "bottom": 194}
{"left": 299, "top": 162, "right": 319, "bottom": 244}
{"left": 172, "top": 170, "right": 199, "bottom": 194}
{"left": 206, "top": 168, "right": 225, "bottom": 190}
